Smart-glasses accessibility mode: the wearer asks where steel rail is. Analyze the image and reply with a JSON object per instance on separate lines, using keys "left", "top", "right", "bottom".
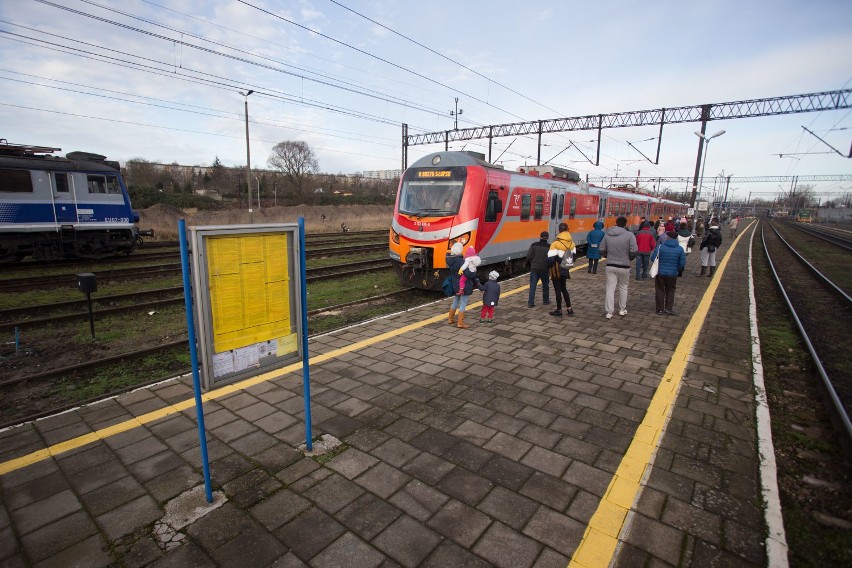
{"left": 761, "top": 224, "right": 852, "bottom": 451}
{"left": 1, "top": 260, "right": 395, "bottom": 330}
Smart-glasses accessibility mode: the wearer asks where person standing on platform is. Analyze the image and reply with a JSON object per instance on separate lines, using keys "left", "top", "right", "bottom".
{"left": 676, "top": 222, "right": 694, "bottom": 274}
{"left": 477, "top": 270, "right": 501, "bottom": 323}
{"left": 695, "top": 217, "right": 705, "bottom": 239}
{"left": 635, "top": 221, "right": 656, "bottom": 279}
{"left": 526, "top": 231, "right": 551, "bottom": 307}
{"left": 651, "top": 231, "right": 686, "bottom": 315}
{"left": 547, "top": 222, "right": 575, "bottom": 317}
{"left": 585, "top": 221, "right": 605, "bottom": 274}
{"left": 446, "top": 242, "right": 476, "bottom": 328}
{"left": 599, "top": 216, "right": 638, "bottom": 319}
{"left": 699, "top": 219, "right": 724, "bottom": 277}
{"left": 729, "top": 216, "right": 740, "bottom": 237}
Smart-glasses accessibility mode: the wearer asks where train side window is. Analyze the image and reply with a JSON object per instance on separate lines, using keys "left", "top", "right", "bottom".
{"left": 55, "top": 173, "right": 69, "bottom": 193}
{"left": 534, "top": 195, "right": 544, "bottom": 220}
{"left": 485, "top": 191, "right": 502, "bottom": 222}
{"left": 87, "top": 175, "right": 107, "bottom": 194}
{"left": 521, "top": 193, "right": 531, "bottom": 221}
{"left": 569, "top": 196, "right": 577, "bottom": 220}
{"left": 550, "top": 194, "right": 557, "bottom": 220}
{"left": 0, "top": 168, "right": 33, "bottom": 192}
{"left": 558, "top": 194, "right": 564, "bottom": 219}
{"left": 105, "top": 176, "right": 121, "bottom": 195}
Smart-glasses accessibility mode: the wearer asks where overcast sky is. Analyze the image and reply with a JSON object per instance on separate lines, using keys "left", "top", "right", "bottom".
{"left": 2, "top": 0, "right": 851, "bottom": 202}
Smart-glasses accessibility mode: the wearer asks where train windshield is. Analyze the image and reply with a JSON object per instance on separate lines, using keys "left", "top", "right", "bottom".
{"left": 399, "top": 167, "right": 466, "bottom": 217}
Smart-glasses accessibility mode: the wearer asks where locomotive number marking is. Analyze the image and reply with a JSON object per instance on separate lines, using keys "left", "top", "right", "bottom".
{"left": 105, "top": 217, "right": 130, "bottom": 222}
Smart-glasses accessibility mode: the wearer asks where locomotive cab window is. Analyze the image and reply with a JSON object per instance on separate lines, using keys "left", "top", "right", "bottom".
{"left": 569, "top": 196, "right": 577, "bottom": 220}
{"left": 520, "top": 193, "right": 531, "bottom": 221}
{"left": 485, "top": 191, "right": 502, "bottom": 222}
{"left": 88, "top": 175, "right": 107, "bottom": 194}
{"left": 106, "top": 176, "right": 121, "bottom": 194}
{"left": 534, "top": 195, "right": 544, "bottom": 220}
{"left": 0, "top": 168, "right": 33, "bottom": 192}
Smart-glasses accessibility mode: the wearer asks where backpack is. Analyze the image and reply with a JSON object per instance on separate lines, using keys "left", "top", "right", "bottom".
{"left": 560, "top": 251, "right": 574, "bottom": 268}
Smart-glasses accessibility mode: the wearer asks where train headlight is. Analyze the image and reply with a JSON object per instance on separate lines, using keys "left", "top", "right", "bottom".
{"left": 391, "top": 228, "right": 400, "bottom": 244}
{"left": 448, "top": 232, "right": 471, "bottom": 249}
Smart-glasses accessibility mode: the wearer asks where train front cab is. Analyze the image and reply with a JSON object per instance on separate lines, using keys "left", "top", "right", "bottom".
{"left": 390, "top": 160, "right": 496, "bottom": 290}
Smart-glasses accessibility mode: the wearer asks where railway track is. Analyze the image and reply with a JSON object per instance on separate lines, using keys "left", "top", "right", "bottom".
{"left": 762, "top": 222, "right": 852, "bottom": 450}
{"left": 782, "top": 220, "right": 852, "bottom": 251}
{"left": 0, "top": 243, "right": 390, "bottom": 292}
{"left": 0, "top": 259, "right": 395, "bottom": 330}
{"left": 0, "top": 288, "right": 427, "bottom": 428}
{"left": 0, "top": 229, "right": 389, "bottom": 274}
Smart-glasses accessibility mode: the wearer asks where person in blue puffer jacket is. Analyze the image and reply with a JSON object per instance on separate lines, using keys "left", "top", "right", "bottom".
{"left": 650, "top": 231, "right": 686, "bottom": 315}
{"left": 585, "top": 220, "right": 605, "bottom": 274}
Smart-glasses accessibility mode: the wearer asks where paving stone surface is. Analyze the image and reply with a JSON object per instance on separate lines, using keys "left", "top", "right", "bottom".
{"left": 0, "top": 229, "right": 770, "bottom": 566}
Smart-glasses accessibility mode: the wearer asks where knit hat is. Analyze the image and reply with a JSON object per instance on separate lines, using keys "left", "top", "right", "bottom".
{"left": 464, "top": 246, "right": 476, "bottom": 258}
{"left": 450, "top": 242, "right": 463, "bottom": 255}
{"left": 488, "top": 271, "right": 499, "bottom": 280}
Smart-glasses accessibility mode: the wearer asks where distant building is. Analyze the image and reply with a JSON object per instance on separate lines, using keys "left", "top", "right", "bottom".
{"left": 359, "top": 170, "right": 402, "bottom": 180}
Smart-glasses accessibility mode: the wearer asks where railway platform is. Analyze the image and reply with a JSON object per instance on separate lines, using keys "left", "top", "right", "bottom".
{"left": 0, "top": 221, "right": 781, "bottom": 567}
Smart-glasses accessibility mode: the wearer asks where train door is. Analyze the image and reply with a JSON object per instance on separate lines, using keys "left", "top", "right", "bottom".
{"left": 597, "top": 196, "right": 608, "bottom": 219}
{"left": 51, "top": 172, "right": 77, "bottom": 224}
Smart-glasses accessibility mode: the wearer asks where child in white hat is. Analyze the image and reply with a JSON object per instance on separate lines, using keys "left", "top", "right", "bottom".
{"left": 478, "top": 271, "right": 501, "bottom": 323}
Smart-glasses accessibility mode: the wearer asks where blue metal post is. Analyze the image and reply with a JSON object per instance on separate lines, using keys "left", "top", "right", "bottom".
{"left": 14, "top": 327, "right": 20, "bottom": 354}
{"left": 298, "top": 217, "right": 313, "bottom": 451}
{"left": 178, "top": 219, "right": 213, "bottom": 503}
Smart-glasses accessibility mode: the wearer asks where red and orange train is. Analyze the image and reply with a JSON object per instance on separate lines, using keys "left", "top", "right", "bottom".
{"left": 389, "top": 151, "right": 688, "bottom": 290}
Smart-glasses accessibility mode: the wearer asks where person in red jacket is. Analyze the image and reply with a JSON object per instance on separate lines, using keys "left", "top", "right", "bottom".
{"left": 635, "top": 221, "right": 657, "bottom": 279}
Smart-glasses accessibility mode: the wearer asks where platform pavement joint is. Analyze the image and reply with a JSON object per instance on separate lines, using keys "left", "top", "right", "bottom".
{"left": 0, "top": 224, "right": 769, "bottom": 567}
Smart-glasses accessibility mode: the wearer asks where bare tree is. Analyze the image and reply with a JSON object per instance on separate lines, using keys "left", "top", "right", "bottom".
{"left": 124, "top": 158, "right": 158, "bottom": 187}
{"left": 267, "top": 141, "right": 319, "bottom": 204}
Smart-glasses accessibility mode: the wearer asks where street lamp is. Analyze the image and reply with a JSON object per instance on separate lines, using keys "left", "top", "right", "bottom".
{"left": 239, "top": 89, "right": 254, "bottom": 218}
{"left": 694, "top": 129, "right": 726, "bottom": 220}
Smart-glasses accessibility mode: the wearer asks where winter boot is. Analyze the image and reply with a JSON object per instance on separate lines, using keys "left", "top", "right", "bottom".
{"left": 708, "top": 266, "right": 715, "bottom": 277}
{"left": 700, "top": 266, "right": 706, "bottom": 276}
{"left": 457, "top": 312, "right": 470, "bottom": 329}
{"left": 448, "top": 308, "right": 457, "bottom": 324}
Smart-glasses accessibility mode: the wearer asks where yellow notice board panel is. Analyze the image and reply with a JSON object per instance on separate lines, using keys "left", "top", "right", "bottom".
{"left": 207, "top": 233, "right": 292, "bottom": 351}
{"left": 190, "top": 224, "right": 304, "bottom": 389}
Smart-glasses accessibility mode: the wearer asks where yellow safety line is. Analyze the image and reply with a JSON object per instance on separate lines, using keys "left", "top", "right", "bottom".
{"left": 568, "top": 225, "right": 750, "bottom": 568}
{"left": 0, "top": 250, "right": 662, "bottom": 477}
{"left": 1, "top": 275, "right": 547, "bottom": 476}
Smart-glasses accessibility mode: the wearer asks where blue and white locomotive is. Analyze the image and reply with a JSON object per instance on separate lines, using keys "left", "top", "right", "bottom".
{"left": 0, "top": 141, "right": 151, "bottom": 262}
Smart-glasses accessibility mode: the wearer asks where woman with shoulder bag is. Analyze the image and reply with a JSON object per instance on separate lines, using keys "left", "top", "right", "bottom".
{"left": 651, "top": 231, "right": 686, "bottom": 315}
{"left": 546, "top": 223, "right": 575, "bottom": 317}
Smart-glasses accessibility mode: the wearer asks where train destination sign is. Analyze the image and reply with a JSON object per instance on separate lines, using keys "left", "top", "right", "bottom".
{"left": 417, "top": 170, "right": 452, "bottom": 178}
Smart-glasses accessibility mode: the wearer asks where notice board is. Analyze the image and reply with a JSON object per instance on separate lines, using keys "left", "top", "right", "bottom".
{"left": 189, "top": 224, "right": 304, "bottom": 388}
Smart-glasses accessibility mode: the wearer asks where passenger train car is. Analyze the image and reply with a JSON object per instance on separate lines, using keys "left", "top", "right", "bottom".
{"left": 0, "top": 142, "right": 150, "bottom": 262}
{"left": 390, "top": 151, "right": 688, "bottom": 290}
